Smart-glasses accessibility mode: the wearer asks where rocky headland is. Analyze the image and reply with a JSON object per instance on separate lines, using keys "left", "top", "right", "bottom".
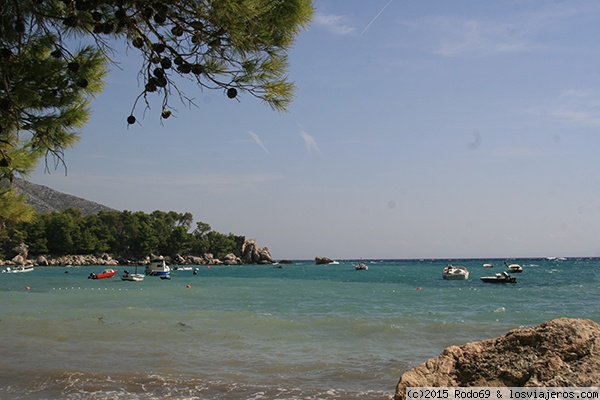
{"left": 7, "top": 179, "right": 282, "bottom": 267}
{"left": 394, "top": 318, "right": 600, "bottom": 400}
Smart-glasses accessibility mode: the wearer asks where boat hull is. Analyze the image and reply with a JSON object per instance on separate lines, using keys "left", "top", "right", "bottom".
{"left": 89, "top": 269, "right": 117, "bottom": 279}
{"left": 3, "top": 266, "right": 34, "bottom": 273}
{"left": 121, "top": 274, "right": 144, "bottom": 282}
{"left": 145, "top": 257, "right": 171, "bottom": 277}
{"left": 443, "top": 274, "right": 468, "bottom": 280}
{"left": 442, "top": 265, "right": 469, "bottom": 280}
{"left": 480, "top": 276, "right": 517, "bottom": 283}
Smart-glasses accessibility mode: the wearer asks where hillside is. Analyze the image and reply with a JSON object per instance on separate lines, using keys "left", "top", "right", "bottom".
{"left": 13, "top": 178, "right": 115, "bottom": 215}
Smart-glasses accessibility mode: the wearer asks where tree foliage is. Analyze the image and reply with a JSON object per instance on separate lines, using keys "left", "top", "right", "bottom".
{"left": 0, "top": 0, "right": 313, "bottom": 232}
{"left": 2, "top": 208, "right": 244, "bottom": 260}
{"left": 2, "top": 0, "right": 313, "bottom": 128}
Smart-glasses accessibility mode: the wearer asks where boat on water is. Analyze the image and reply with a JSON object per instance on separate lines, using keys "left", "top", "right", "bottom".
{"left": 145, "top": 256, "right": 171, "bottom": 277}
{"left": 88, "top": 268, "right": 117, "bottom": 279}
{"left": 442, "top": 265, "right": 469, "bottom": 280}
{"left": 480, "top": 271, "right": 517, "bottom": 283}
{"left": 121, "top": 266, "right": 144, "bottom": 282}
{"left": 355, "top": 262, "right": 368, "bottom": 270}
{"left": 505, "top": 262, "right": 523, "bottom": 273}
{"left": 171, "top": 265, "right": 192, "bottom": 271}
{"left": 483, "top": 263, "right": 494, "bottom": 268}
{"left": 2, "top": 265, "right": 35, "bottom": 273}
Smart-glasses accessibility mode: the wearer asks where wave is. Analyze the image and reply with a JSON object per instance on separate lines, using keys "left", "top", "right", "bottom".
{"left": 0, "top": 369, "right": 392, "bottom": 400}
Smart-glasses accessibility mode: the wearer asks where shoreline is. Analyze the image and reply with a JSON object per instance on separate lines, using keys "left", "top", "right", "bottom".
{"left": 0, "top": 253, "right": 256, "bottom": 267}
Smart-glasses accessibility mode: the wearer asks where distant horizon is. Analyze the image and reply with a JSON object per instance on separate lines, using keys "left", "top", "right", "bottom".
{"left": 281, "top": 256, "right": 587, "bottom": 262}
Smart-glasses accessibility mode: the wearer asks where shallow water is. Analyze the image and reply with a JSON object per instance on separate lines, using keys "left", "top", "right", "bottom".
{"left": 1, "top": 258, "right": 598, "bottom": 399}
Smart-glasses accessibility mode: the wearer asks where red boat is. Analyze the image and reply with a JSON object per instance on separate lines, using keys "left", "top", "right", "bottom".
{"left": 88, "top": 268, "right": 118, "bottom": 279}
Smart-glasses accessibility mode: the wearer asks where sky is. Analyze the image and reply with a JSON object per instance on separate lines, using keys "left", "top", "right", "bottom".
{"left": 27, "top": 1, "right": 600, "bottom": 260}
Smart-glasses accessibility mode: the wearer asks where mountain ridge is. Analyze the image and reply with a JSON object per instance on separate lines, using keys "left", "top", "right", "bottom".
{"left": 13, "top": 178, "right": 115, "bottom": 215}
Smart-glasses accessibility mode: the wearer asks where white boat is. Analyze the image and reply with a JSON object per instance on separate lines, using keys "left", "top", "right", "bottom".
{"left": 480, "top": 271, "right": 517, "bottom": 283}
{"left": 171, "top": 265, "right": 192, "bottom": 271}
{"left": 505, "top": 263, "right": 523, "bottom": 273}
{"left": 145, "top": 256, "right": 171, "bottom": 277}
{"left": 355, "top": 262, "right": 368, "bottom": 270}
{"left": 442, "top": 265, "right": 469, "bottom": 280}
{"left": 483, "top": 263, "right": 494, "bottom": 268}
{"left": 2, "top": 265, "right": 34, "bottom": 273}
{"left": 121, "top": 266, "right": 144, "bottom": 282}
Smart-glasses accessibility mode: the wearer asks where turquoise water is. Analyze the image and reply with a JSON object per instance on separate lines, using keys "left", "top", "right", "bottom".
{"left": 0, "top": 258, "right": 598, "bottom": 399}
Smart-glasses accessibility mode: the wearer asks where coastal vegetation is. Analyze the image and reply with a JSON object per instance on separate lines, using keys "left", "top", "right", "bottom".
{"left": 1, "top": 208, "right": 244, "bottom": 261}
{"left": 0, "top": 0, "right": 314, "bottom": 231}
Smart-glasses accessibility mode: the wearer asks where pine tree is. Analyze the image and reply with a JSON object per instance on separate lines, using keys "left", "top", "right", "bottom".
{"left": 0, "top": 0, "right": 314, "bottom": 228}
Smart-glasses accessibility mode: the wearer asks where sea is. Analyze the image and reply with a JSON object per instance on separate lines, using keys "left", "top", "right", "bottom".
{"left": 0, "top": 258, "right": 598, "bottom": 400}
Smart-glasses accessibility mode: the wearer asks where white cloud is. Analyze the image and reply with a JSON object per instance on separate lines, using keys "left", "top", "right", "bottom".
{"left": 248, "top": 131, "right": 270, "bottom": 155}
{"left": 299, "top": 129, "right": 321, "bottom": 155}
{"left": 431, "top": 17, "right": 530, "bottom": 57}
{"left": 314, "top": 13, "right": 356, "bottom": 35}
{"left": 399, "top": 5, "right": 600, "bottom": 58}
{"left": 546, "top": 90, "right": 600, "bottom": 127}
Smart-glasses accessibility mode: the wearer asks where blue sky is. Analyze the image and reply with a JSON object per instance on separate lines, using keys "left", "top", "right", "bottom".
{"left": 29, "top": 1, "right": 600, "bottom": 259}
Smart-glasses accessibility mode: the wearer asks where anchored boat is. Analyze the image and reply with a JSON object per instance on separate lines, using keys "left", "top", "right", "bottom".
{"left": 145, "top": 256, "right": 171, "bottom": 278}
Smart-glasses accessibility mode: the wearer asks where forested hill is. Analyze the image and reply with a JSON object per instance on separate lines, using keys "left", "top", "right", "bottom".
{"left": 13, "top": 178, "right": 115, "bottom": 216}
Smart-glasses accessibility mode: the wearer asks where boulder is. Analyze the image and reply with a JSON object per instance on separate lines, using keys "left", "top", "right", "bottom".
{"left": 315, "top": 256, "right": 334, "bottom": 265}
{"left": 222, "top": 253, "right": 242, "bottom": 265}
{"left": 242, "top": 239, "right": 257, "bottom": 263}
{"left": 394, "top": 318, "right": 600, "bottom": 400}
{"left": 11, "top": 254, "right": 25, "bottom": 265}
{"left": 185, "top": 256, "right": 205, "bottom": 265}
{"left": 36, "top": 255, "right": 49, "bottom": 266}
{"left": 203, "top": 253, "right": 217, "bottom": 265}
{"left": 241, "top": 239, "right": 273, "bottom": 264}
{"left": 257, "top": 247, "right": 273, "bottom": 264}
{"left": 12, "top": 242, "right": 28, "bottom": 260}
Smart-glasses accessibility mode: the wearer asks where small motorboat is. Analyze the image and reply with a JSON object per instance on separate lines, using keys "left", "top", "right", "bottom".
{"left": 145, "top": 256, "right": 171, "bottom": 277}
{"left": 483, "top": 263, "right": 494, "bottom": 268}
{"left": 480, "top": 271, "right": 517, "bottom": 283}
{"left": 506, "top": 263, "right": 523, "bottom": 273}
{"left": 2, "top": 265, "right": 34, "bottom": 273}
{"left": 171, "top": 265, "right": 192, "bottom": 271}
{"left": 355, "top": 262, "right": 368, "bottom": 271}
{"left": 121, "top": 267, "right": 144, "bottom": 282}
{"left": 442, "top": 265, "right": 469, "bottom": 280}
{"left": 88, "top": 268, "right": 117, "bottom": 279}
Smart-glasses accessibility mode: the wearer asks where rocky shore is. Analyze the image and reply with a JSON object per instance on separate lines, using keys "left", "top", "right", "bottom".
{"left": 1, "top": 239, "right": 275, "bottom": 267}
{"left": 394, "top": 318, "right": 600, "bottom": 399}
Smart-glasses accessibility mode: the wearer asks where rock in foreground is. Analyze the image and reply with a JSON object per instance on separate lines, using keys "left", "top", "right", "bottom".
{"left": 394, "top": 318, "right": 600, "bottom": 399}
